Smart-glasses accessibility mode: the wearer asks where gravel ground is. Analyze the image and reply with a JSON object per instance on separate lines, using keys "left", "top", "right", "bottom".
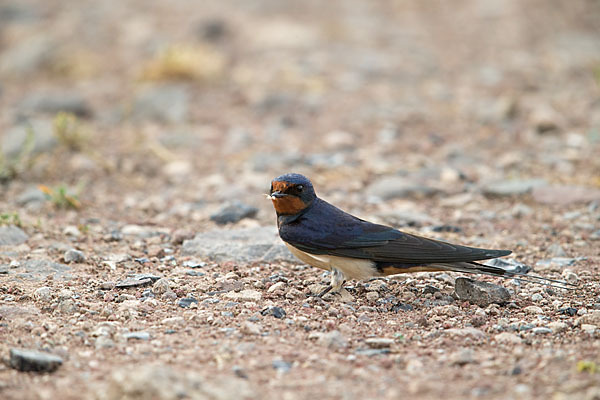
{"left": 1, "top": 1, "right": 600, "bottom": 399}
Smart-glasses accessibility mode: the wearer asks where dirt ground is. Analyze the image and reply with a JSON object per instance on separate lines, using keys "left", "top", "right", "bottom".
{"left": 1, "top": 0, "right": 600, "bottom": 399}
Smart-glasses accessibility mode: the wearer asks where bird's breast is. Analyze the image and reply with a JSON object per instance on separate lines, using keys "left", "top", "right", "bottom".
{"left": 284, "top": 242, "right": 376, "bottom": 280}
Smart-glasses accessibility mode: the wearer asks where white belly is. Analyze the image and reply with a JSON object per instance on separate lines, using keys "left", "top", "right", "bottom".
{"left": 284, "top": 242, "right": 376, "bottom": 280}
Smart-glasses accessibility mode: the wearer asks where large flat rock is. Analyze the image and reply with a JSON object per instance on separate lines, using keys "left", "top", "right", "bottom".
{"left": 182, "top": 226, "right": 297, "bottom": 264}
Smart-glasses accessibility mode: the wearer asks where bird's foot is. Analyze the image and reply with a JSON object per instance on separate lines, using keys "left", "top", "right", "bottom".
{"left": 316, "top": 285, "right": 333, "bottom": 298}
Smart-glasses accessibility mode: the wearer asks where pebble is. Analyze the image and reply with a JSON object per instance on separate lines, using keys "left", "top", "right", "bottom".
{"left": 9, "top": 348, "right": 63, "bottom": 373}
{"left": 532, "top": 327, "right": 552, "bottom": 335}
{"left": 210, "top": 201, "right": 258, "bottom": 224}
{"left": 152, "top": 278, "right": 170, "bottom": 295}
{"left": 162, "top": 291, "right": 177, "bottom": 301}
{"left": 268, "top": 282, "right": 286, "bottom": 293}
{"left": 116, "top": 274, "right": 160, "bottom": 288}
{"left": 132, "top": 84, "right": 190, "bottom": 123}
{"left": 260, "top": 306, "right": 286, "bottom": 319}
{"left": 272, "top": 359, "right": 292, "bottom": 373}
{"left": 161, "top": 317, "right": 185, "bottom": 326}
{"left": 123, "top": 331, "right": 150, "bottom": 341}
{"left": 17, "top": 90, "right": 92, "bottom": 117}
{"left": 531, "top": 293, "right": 543, "bottom": 302}
{"left": 546, "top": 243, "right": 567, "bottom": 257}
{"left": 364, "top": 338, "right": 394, "bottom": 349}
{"left": 64, "top": 249, "right": 85, "bottom": 263}
{"left": 494, "top": 332, "right": 522, "bottom": 344}
{"left": 0, "top": 226, "right": 29, "bottom": 246}
{"left": 366, "top": 291, "right": 380, "bottom": 301}
{"left": 182, "top": 227, "right": 296, "bottom": 263}
{"left": 178, "top": 297, "right": 198, "bottom": 308}
{"left": 445, "top": 327, "right": 486, "bottom": 339}
{"left": 100, "top": 281, "right": 116, "bottom": 290}
{"left": 454, "top": 277, "right": 510, "bottom": 306}
{"left": 524, "top": 306, "right": 544, "bottom": 315}
{"left": 450, "top": 348, "right": 475, "bottom": 366}
{"left": 482, "top": 179, "right": 546, "bottom": 197}
{"left": 34, "top": 286, "right": 52, "bottom": 302}
{"left": 548, "top": 321, "right": 568, "bottom": 333}
{"left": 224, "top": 289, "right": 262, "bottom": 302}
{"left": 242, "top": 321, "right": 262, "bottom": 335}
{"left": 317, "top": 330, "right": 348, "bottom": 349}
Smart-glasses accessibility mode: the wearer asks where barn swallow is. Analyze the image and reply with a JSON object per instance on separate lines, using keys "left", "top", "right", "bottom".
{"left": 267, "top": 173, "right": 572, "bottom": 296}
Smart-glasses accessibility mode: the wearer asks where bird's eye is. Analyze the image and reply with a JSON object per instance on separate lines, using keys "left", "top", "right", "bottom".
{"left": 296, "top": 185, "right": 304, "bottom": 192}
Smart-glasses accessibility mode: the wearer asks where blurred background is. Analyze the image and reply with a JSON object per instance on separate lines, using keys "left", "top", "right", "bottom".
{"left": 1, "top": 0, "right": 599, "bottom": 231}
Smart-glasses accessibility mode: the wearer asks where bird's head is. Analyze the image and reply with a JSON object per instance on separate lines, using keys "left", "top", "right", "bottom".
{"left": 267, "top": 173, "right": 316, "bottom": 216}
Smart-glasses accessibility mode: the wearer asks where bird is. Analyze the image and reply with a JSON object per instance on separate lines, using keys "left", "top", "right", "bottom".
{"left": 267, "top": 172, "right": 572, "bottom": 297}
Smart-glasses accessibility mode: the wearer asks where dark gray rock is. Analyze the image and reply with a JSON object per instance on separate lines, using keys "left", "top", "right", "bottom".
{"left": 0, "top": 226, "right": 28, "bottom": 245}
{"left": 182, "top": 227, "right": 296, "bottom": 263}
{"left": 9, "top": 348, "right": 63, "bottom": 372}
{"left": 482, "top": 179, "right": 547, "bottom": 197}
{"left": 17, "top": 91, "right": 92, "bottom": 117}
{"left": 1, "top": 118, "right": 57, "bottom": 158}
{"left": 210, "top": 201, "right": 258, "bottom": 224}
{"left": 16, "top": 187, "right": 47, "bottom": 207}
{"left": 116, "top": 274, "right": 160, "bottom": 288}
{"left": 178, "top": 297, "right": 198, "bottom": 308}
{"left": 455, "top": 277, "right": 511, "bottom": 306}
{"left": 17, "top": 259, "right": 72, "bottom": 280}
{"left": 64, "top": 249, "right": 85, "bottom": 263}
{"left": 132, "top": 84, "right": 189, "bottom": 123}
{"left": 260, "top": 306, "right": 286, "bottom": 319}
{"left": 0, "top": 36, "right": 56, "bottom": 76}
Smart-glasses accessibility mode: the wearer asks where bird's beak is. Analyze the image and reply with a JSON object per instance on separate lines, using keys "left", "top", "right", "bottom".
{"left": 266, "top": 191, "right": 286, "bottom": 199}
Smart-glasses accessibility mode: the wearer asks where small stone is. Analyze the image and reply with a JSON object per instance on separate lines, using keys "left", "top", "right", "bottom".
{"left": 95, "top": 336, "right": 115, "bottom": 349}
{"left": 116, "top": 274, "right": 160, "bottom": 288}
{"left": 260, "top": 306, "right": 286, "bottom": 319}
{"left": 17, "top": 91, "right": 92, "bottom": 118}
{"left": 100, "top": 281, "right": 116, "bottom": 290}
{"left": 268, "top": 282, "right": 286, "bottom": 293}
{"left": 579, "top": 311, "right": 600, "bottom": 327}
{"left": 455, "top": 277, "right": 510, "bottom": 306}
{"left": 364, "top": 338, "right": 394, "bottom": 349}
{"left": 318, "top": 330, "right": 348, "bottom": 349}
{"left": 225, "top": 289, "right": 262, "bottom": 302}
{"left": 123, "top": 331, "right": 150, "bottom": 341}
{"left": 63, "top": 225, "right": 81, "bottom": 237}
{"left": 494, "top": 332, "right": 522, "bottom": 344}
{"left": 272, "top": 359, "right": 292, "bottom": 373}
{"left": 563, "top": 271, "right": 579, "bottom": 285}
{"left": 450, "top": 348, "right": 475, "bottom": 366}
{"left": 531, "top": 293, "right": 543, "bottom": 302}
{"left": 482, "top": 179, "right": 546, "bottom": 197}
{"left": 210, "top": 201, "right": 258, "bottom": 224}
{"left": 532, "top": 327, "right": 552, "bottom": 335}
{"left": 581, "top": 324, "right": 597, "bottom": 334}
{"left": 242, "top": 321, "right": 262, "bottom": 335}
{"left": 57, "top": 299, "right": 78, "bottom": 314}
{"left": 34, "top": 286, "right": 52, "bottom": 302}
{"left": 9, "top": 348, "right": 63, "bottom": 373}
{"left": 152, "top": 278, "right": 170, "bottom": 295}
{"left": 63, "top": 249, "right": 85, "bottom": 263}
{"left": 178, "top": 297, "right": 198, "bottom": 308}
{"left": 523, "top": 306, "right": 544, "bottom": 315}
{"left": 132, "top": 84, "right": 190, "bottom": 123}
{"left": 161, "top": 317, "right": 185, "bottom": 326}
{"left": 546, "top": 243, "right": 567, "bottom": 257}
{"left": 366, "top": 291, "right": 379, "bottom": 301}
{"left": 548, "top": 321, "right": 568, "bottom": 333}
{"left": 162, "top": 291, "right": 177, "bottom": 301}
{"left": 0, "top": 226, "right": 29, "bottom": 246}
{"left": 445, "top": 327, "right": 486, "bottom": 339}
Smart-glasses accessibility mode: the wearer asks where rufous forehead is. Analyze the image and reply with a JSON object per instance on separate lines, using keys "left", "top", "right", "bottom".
{"left": 272, "top": 181, "right": 292, "bottom": 192}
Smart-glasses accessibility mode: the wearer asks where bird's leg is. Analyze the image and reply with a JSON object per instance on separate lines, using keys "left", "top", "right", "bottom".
{"left": 316, "top": 268, "right": 346, "bottom": 298}
{"left": 330, "top": 268, "right": 345, "bottom": 293}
